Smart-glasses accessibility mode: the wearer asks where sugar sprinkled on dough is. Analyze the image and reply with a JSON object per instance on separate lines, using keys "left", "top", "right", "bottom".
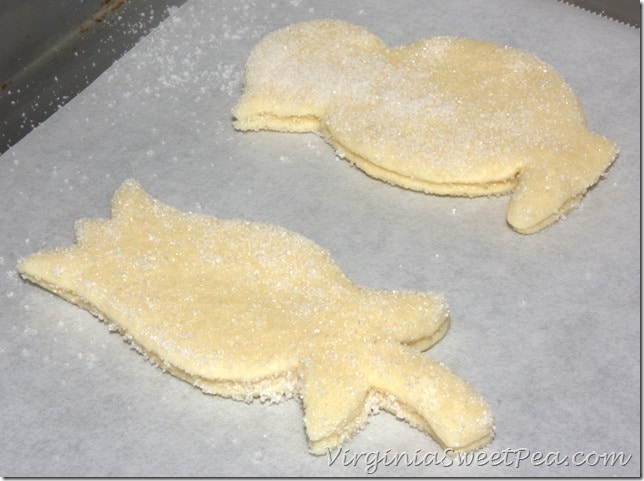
{"left": 233, "top": 20, "right": 618, "bottom": 234}
{"left": 18, "top": 179, "right": 493, "bottom": 455}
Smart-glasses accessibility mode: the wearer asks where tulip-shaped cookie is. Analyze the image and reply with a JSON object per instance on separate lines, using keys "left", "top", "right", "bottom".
{"left": 233, "top": 20, "right": 618, "bottom": 234}
{"left": 19, "top": 180, "right": 493, "bottom": 454}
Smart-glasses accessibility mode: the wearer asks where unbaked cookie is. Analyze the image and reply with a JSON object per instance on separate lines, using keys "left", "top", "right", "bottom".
{"left": 233, "top": 20, "right": 618, "bottom": 234}
{"left": 18, "top": 180, "right": 493, "bottom": 454}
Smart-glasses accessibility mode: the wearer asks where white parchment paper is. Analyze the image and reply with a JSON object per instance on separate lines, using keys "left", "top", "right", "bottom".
{"left": 1, "top": 0, "right": 639, "bottom": 476}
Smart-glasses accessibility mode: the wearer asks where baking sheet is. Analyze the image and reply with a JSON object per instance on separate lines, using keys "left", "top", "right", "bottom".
{"left": 1, "top": 0, "right": 639, "bottom": 476}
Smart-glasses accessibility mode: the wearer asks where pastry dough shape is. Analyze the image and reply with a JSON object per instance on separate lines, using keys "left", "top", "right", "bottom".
{"left": 233, "top": 20, "right": 618, "bottom": 234}
{"left": 18, "top": 180, "right": 493, "bottom": 454}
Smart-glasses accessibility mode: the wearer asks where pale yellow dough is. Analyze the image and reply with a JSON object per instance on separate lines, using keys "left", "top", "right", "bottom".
{"left": 233, "top": 20, "right": 618, "bottom": 234}
{"left": 19, "top": 180, "right": 493, "bottom": 455}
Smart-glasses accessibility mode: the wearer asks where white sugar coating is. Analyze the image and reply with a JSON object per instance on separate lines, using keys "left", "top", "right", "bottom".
{"left": 18, "top": 179, "right": 493, "bottom": 455}
{"left": 233, "top": 20, "right": 618, "bottom": 234}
